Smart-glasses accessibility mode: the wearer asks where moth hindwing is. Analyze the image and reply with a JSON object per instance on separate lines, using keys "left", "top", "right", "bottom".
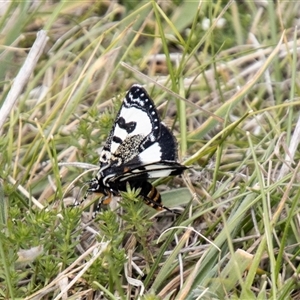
{"left": 86, "top": 84, "right": 187, "bottom": 213}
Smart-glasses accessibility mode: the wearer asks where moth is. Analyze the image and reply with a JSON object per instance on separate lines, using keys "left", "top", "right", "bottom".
{"left": 86, "top": 84, "right": 187, "bottom": 213}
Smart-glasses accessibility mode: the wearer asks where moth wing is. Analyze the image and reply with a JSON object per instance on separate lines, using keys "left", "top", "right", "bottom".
{"left": 99, "top": 84, "right": 176, "bottom": 168}
{"left": 102, "top": 120, "right": 184, "bottom": 182}
{"left": 109, "top": 161, "right": 187, "bottom": 183}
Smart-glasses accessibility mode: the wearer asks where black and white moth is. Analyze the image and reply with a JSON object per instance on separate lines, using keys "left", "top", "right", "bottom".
{"left": 86, "top": 84, "right": 187, "bottom": 213}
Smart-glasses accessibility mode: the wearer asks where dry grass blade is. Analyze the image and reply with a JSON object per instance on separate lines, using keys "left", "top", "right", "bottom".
{"left": 0, "top": 30, "right": 48, "bottom": 131}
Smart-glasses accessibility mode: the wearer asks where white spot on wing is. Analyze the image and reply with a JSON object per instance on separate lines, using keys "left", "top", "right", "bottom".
{"left": 110, "top": 106, "right": 152, "bottom": 153}
{"left": 143, "top": 163, "right": 178, "bottom": 178}
{"left": 146, "top": 169, "right": 174, "bottom": 178}
{"left": 138, "top": 142, "right": 162, "bottom": 164}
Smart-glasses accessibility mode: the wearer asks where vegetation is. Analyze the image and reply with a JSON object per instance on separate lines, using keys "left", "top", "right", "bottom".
{"left": 0, "top": 1, "right": 299, "bottom": 299}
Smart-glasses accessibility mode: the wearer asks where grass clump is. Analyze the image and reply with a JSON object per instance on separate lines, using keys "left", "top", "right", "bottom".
{"left": 0, "top": 1, "right": 300, "bottom": 299}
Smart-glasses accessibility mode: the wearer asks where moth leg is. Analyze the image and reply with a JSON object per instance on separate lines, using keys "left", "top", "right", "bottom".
{"left": 139, "top": 181, "right": 181, "bottom": 215}
{"left": 146, "top": 197, "right": 181, "bottom": 215}
{"left": 73, "top": 185, "right": 111, "bottom": 218}
{"left": 73, "top": 189, "right": 91, "bottom": 208}
{"left": 72, "top": 179, "right": 96, "bottom": 207}
{"left": 93, "top": 192, "right": 113, "bottom": 218}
